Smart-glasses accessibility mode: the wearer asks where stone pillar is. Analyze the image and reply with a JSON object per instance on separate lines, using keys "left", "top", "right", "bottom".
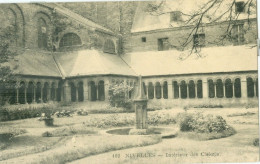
{"left": 161, "top": 84, "right": 163, "bottom": 99}
{"left": 187, "top": 82, "right": 189, "bottom": 98}
{"left": 146, "top": 83, "right": 149, "bottom": 99}
{"left": 202, "top": 79, "right": 208, "bottom": 98}
{"left": 241, "top": 77, "right": 247, "bottom": 98}
{"left": 104, "top": 80, "right": 110, "bottom": 102}
{"left": 33, "top": 85, "right": 36, "bottom": 103}
{"left": 214, "top": 82, "right": 217, "bottom": 98}
{"left": 24, "top": 84, "right": 28, "bottom": 104}
{"left": 47, "top": 87, "right": 51, "bottom": 102}
{"left": 195, "top": 82, "right": 197, "bottom": 98}
{"left": 168, "top": 81, "right": 173, "bottom": 99}
{"left": 63, "top": 81, "right": 71, "bottom": 102}
{"left": 179, "top": 83, "right": 181, "bottom": 98}
{"left": 153, "top": 84, "right": 156, "bottom": 99}
{"left": 16, "top": 88, "right": 19, "bottom": 104}
{"left": 40, "top": 86, "right": 43, "bottom": 103}
{"left": 83, "top": 81, "right": 89, "bottom": 101}
{"left": 75, "top": 86, "right": 78, "bottom": 102}
{"left": 223, "top": 81, "right": 226, "bottom": 98}
{"left": 232, "top": 82, "right": 235, "bottom": 98}
{"left": 96, "top": 84, "right": 99, "bottom": 101}
{"left": 54, "top": 88, "right": 57, "bottom": 101}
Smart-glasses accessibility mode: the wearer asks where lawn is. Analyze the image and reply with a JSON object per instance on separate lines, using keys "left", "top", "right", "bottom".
{"left": 0, "top": 107, "right": 259, "bottom": 164}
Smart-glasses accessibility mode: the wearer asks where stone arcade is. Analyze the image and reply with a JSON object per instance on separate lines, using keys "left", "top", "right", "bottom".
{"left": 0, "top": 1, "right": 258, "bottom": 109}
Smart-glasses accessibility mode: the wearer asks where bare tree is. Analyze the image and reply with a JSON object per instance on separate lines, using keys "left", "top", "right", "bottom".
{"left": 145, "top": 0, "right": 256, "bottom": 60}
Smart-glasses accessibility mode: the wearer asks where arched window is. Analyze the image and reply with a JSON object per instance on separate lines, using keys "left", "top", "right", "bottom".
{"left": 247, "top": 77, "right": 254, "bottom": 97}
{"left": 225, "top": 79, "right": 233, "bottom": 98}
{"left": 98, "top": 81, "right": 105, "bottom": 101}
{"left": 197, "top": 80, "right": 203, "bottom": 98}
{"left": 70, "top": 82, "right": 76, "bottom": 102}
{"left": 27, "top": 82, "right": 34, "bottom": 104}
{"left": 50, "top": 82, "right": 56, "bottom": 101}
{"left": 19, "top": 81, "right": 25, "bottom": 104}
{"left": 163, "top": 81, "right": 168, "bottom": 99}
{"left": 57, "top": 81, "right": 62, "bottom": 102}
{"left": 43, "top": 82, "right": 49, "bottom": 103}
{"left": 38, "top": 18, "right": 48, "bottom": 49}
{"left": 78, "top": 82, "right": 84, "bottom": 102}
{"left": 148, "top": 82, "right": 154, "bottom": 99}
{"left": 59, "top": 33, "right": 82, "bottom": 47}
{"left": 155, "top": 82, "right": 161, "bottom": 99}
{"left": 188, "top": 80, "right": 195, "bottom": 98}
{"left": 143, "top": 82, "right": 147, "bottom": 95}
{"left": 89, "top": 81, "right": 97, "bottom": 101}
{"left": 216, "top": 79, "right": 224, "bottom": 98}
{"left": 36, "top": 82, "right": 41, "bottom": 103}
{"left": 180, "top": 80, "right": 187, "bottom": 99}
{"left": 234, "top": 78, "right": 241, "bottom": 98}
{"left": 173, "top": 81, "right": 179, "bottom": 99}
{"left": 103, "top": 39, "right": 116, "bottom": 54}
{"left": 208, "top": 79, "right": 215, "bottom": 98}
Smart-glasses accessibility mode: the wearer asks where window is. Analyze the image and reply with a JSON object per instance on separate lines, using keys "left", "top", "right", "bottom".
{"left": 170, "top": 11, "right": 182, "bottom": 22}
{"left": 98, "top": 81, "right": 105, "bottom": 101}
{"left": 247, "top": 77, "right": 254, "bottom": 97}
{"left": 232, "top": 24, "right": 244, "bottom": 45}
{"left": 78, "top": 82, "right": 84, "bottom": 102}
{"left": 234, "top": 78, "right": 241, "bottom": 98}
{"left": 163, "top": 81, "right": 168, "bottom": 99}
{"left": 188, "top": 80, "right": 195, "bottom": 98}
{"left": 216, "top": 79, "right": 224, "bottom": 98}
{"left": 141, "top": 37, "right": 146, "bottom": 42}
{"left": 155, "top": 82, "right": 162, "bottom": 99}
{"left": 235, "top": 1, "right": 245, "bottom": 13}
{"left": 208, "top": 79, "right": 215, "bottom": 98}
{"left": 103, "top": 39, "right": 116, "bottom": 54}
{"left": 193, "top": 33, "right": 205, "bottom": 47}
{"left": 173, "top": 81, "right": 179, "bottom": 99}
{"left": 158, "top": 38, "right": 170, "bottom": 51}
{"left": 38, "top": 18, "right": 48, "bottom": 49}
{"left": 59, "top": 33, "right": 82, "bottom": 47}
{"left": 197, "top": 80, "right": 203, "bottom": 98}
{"left": 225, "top": 79, "right": 233, "bottom": 98}
{"left": 180, "top": 81, "right": 187, "bottom": 99}
{"left": 148, "top": 82, "right": 154, "bottom": 99}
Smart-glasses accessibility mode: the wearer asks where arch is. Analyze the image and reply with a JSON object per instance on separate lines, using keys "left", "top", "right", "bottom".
{"left": 247, "top": 77, "right": 254, "bottom": 97}
{"left": 89, "top": 81, "right": 97, "bottom": 101}
{"left": 98, "top": 81, "right": 105, "bottom": 101}
{"left": 208, "top": 79, "right": 215, "bottom": 98}
{"left": 148, "top": 82, "right": 154, "bottom": 99}
{"left": 163, "top": 81, "right": 168, "bottom": 99}
{"left": 188, "top": 80, "right": 195, "bottom": 98}
{"left": 36, "top": 82, "right": 42, "bottom": 103}
{"left": 234, "top": 78, "right": 241, "bottom": 98}
{"left": 50, "top": 82, "right": 56, "bottom": 101}
{"left": 197, "top": 80, "right": 203, "bottom": 98}
{"left": 59, "top": 33, "right": 82, "bottom": 47}
{"left": 173, "top": 81, "right": 179, "bottom": 99}
{"left": 180, "top": 80, "right": 187, "bottom": 99}
{"left": 225, "top": 78, "right": 233, "bottom": 98}
{"left": 57, "top": 81, "right": 62, "bottom": 102}
{"left": 216, "top": 79, "right": 224, "bottom": 98}
{"left": 18, "top": 81, "right": 25, "bottom": 104}
{"left": 103, "top": 39, "right": 116, "bottom": 54}
{"left": 70, "top": 82, "right": 76, "bottom": 102}
{"left": 8, "top": 4, "right": 25, "bottom": 47}
{"left": 42, "top": 82, "right": 49, "bottom": 103}
{"left": 37, "top": 18, "right": 48, "bottom": 49}
{"left": 77, "top": 81, "right": 84, "bottom": 102}
{"left": 155, "top": 82, "right": 161, "bottom": 99}
{"left": 27, "top": 81, "right": 34, "bottom": 104}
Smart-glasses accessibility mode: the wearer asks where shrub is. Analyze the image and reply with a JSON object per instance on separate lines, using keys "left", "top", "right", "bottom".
{"left": 253, "top": 138, "right": 259, "bottom": 147}
{"left": 177, "top": 112, "right": 232, "bottom": 133}
{"left": 108, "top": 82, "right": 134, "bottom": 110}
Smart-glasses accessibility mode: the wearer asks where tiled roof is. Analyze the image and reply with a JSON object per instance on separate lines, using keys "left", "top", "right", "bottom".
{"left": 9, "top": 50, "right": 62, "bottom": 77}
{"left": 53, "top": 49, "right": 137, "bottom": 77}
{"left": 121, "top": 45, "right": 257, "bottom": 76}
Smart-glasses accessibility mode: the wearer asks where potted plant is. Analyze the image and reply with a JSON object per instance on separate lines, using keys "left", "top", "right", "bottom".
{"left": 41, "top": 111, "right": 54, "bottom": 126}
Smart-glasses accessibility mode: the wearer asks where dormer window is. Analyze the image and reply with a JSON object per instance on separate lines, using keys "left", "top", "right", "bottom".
{"left": 170, "top": 11, "right": 182, "bottom": 22}
{"left": 235, "top": 1, "right": 245, "bottom": 13}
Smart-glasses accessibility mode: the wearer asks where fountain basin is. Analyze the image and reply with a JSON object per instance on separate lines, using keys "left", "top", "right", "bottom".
{"left": 105, "top": 127, "right": 178, "bottom": 138}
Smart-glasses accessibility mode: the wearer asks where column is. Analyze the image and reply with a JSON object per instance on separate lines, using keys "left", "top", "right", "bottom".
{"left": 146, "top": 83, "right": 149, "bottom": 99}
{"left": 96, "top": 84, "right": 99, "bottom": 101}
{"left": 153, "top": 83, "right": 156, "bottom": 99}
{"left": 63, "top": 80, "right": 71, "bottom": 102}
{"left": 223, "top": 80, "right": 226, "bottom": 98}
{"left": 187, "top": 81, "right": 189, "bottom": 98}
{"left": 33, "top": 85, "right": 36, "bottom": 103}
{"left": 195, "top": 82, "right": 197, "bottom": 98}
{"left": 168, "top": 81, "right": 173, "bottom": 99}
{"left": 54, "top": 87, "right": 57, "bottom": 101}
{"left": 16, "top": 88, "right": 19, "bottom": 104}
{"left": 47, "top": 86, "right": 51, "bottom": 102}
{"left": 179, "top": 82, "right": 181, "bottom": 98}
{"left": 232, "top": 82, "right": 235, "bottom": 98}
{"left": 83, "top": 80, "right": 89, "bottom": 101}
{"left": 40, "top": 86, "right": 43, "bottom": 103}
{"left": 202, "top": 79, "right": 208, "bottom": 98}
{"left": 161, "top": 84, "right": 163, "bottom": 99}
{"left": 24, "top": 84, "right": 27, "bottom": 104}
{"left": 241, "top": 76, "right": 247, "bottom": 98}
{"left": 75, "top": 86, "right": 78, "bottom": 102}
{"left": 214, "top": 82, "right": 217, "bottom": 98}
{"left": 104, "top": 80, "right": 110, "bottom": 102}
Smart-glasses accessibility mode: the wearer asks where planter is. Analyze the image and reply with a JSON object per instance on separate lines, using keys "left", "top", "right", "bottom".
{"left": 43, "top": 118, "right": 54, "bottom": 126}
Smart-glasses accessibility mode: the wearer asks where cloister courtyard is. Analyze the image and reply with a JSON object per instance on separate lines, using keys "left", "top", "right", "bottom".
{"left": 0, "top": 104, "right": 259, "bottom": 164}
